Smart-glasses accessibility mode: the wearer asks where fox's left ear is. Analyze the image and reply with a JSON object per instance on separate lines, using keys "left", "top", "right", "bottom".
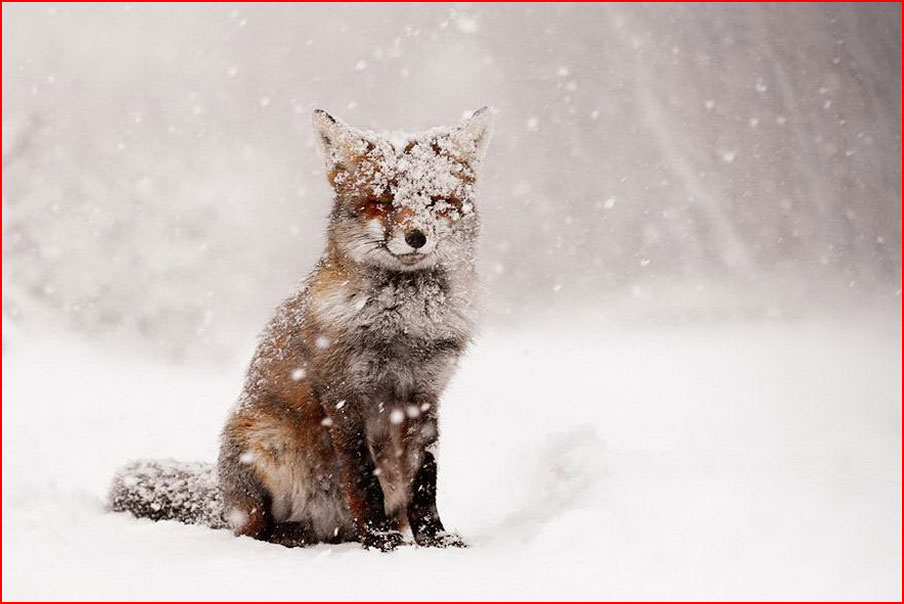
{"left": 312, "top": 109, "right": 372, "bottom": 184}
{"left": 451, "top": 107, "right": 493, "bottom": 167}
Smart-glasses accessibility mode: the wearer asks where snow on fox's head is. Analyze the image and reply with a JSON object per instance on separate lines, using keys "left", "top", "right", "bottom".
{"left": 313, "top": 108, "right": 492, "bottom": 272}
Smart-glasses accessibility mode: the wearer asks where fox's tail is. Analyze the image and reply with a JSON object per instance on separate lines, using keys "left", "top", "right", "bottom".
{"left": 108, "top": 459, "right": 227, "bottom": 529}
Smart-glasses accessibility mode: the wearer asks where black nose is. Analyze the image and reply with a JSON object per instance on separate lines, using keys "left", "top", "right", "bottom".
{"left": 405, "top": 229, "right": 427, "bottom": 249}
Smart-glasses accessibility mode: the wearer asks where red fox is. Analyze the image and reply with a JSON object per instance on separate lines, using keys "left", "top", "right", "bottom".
{"left": 109, "top": 108, "right": 493, "bottom": 551}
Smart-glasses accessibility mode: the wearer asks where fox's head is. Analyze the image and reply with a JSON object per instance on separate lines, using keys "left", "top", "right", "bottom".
{"left": 313, "top": 108, "right": 492, "bottom": 273}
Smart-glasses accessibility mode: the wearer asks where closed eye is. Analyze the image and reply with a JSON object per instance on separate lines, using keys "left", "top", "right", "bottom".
{"left": 430, "top": 196, "right": 462, "bottom": 211}
{"left": 365, "top": 197, "right": 392, "bottom": 211}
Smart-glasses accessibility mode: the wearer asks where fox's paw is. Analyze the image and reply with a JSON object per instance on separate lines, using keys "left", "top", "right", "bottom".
{"left": 362, "top": 530, "right": 405, "bottom": 552}
{"left": 268, "top": 521, "right": 316, "bottom": 548}
{"left": 415, "top": 531, "right": 467, "bottom": 548}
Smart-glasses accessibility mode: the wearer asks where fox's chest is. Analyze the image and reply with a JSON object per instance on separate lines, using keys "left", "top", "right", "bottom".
{"left": 309, "top": 271, "right": 473, "bottom": 397}
{"left": 363, "top": 279, "right": 450, "bottom": 339}
{"left": 313, "top": 272, "right": 472, "bottom": 343}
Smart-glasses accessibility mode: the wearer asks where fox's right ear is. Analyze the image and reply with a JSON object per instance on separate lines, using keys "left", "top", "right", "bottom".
{"left": 312, "top": 109, "right": 371, "bottom": 184}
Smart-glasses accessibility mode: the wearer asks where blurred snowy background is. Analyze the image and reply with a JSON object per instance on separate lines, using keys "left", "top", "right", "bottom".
{"left": 2, "top": 3, "right": 901, "bottom": 600}
{"left": 3, "top": 2, "right": 900, "bottom": 355}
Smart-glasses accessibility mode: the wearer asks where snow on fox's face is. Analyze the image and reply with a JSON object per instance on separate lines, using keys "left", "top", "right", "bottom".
{"left": 314, "top": 109, "right": 492, "bottom": 272}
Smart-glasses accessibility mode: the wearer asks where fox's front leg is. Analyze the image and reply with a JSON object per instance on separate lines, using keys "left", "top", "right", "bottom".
{"left": 328, "top": 416, "right": 404, "bottom": 551}
{"left": 407, "top": 413, "right": 466, "bottom": 548}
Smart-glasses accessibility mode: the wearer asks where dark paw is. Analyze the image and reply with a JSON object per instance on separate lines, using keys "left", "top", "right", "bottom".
{"left": 269, "top": 522, "right": 315, "bottom": 548}
{"left": 362, "top": 530, "right": 405, "bottom": 552}
{"left": 415, "top": 531, "right": 467, "bottom": 548}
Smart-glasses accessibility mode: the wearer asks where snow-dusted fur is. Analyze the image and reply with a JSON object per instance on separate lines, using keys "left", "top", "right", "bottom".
{"left": 109, "top": 108, "right": 492, "bottom": 551}
{"left": 109, "top": 460, "right": 226, "bottom": 528}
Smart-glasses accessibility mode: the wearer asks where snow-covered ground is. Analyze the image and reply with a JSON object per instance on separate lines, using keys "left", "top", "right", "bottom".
{"left": 3, "top": 308, "right": 900, "bottom": 600}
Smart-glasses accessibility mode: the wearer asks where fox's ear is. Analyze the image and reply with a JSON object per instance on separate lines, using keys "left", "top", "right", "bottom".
{"left": 450, "top": 107, "right": 493, "bottom": 167}
{"left": 312, "top": 109, "right": 371, "bottom": 183}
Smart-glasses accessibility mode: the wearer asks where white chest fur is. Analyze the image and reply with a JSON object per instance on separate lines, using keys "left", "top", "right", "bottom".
{"left": 311, "top": 269, "right": 477, "bottom": 344}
